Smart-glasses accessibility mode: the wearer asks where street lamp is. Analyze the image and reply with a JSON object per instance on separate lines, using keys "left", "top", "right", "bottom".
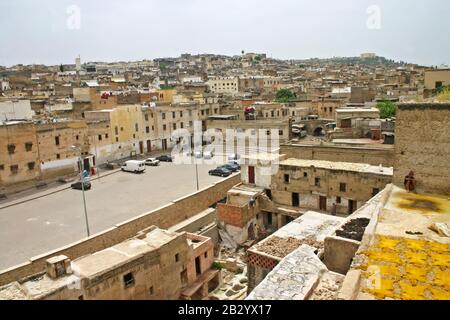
{"left": 71, "top": 145, "right": 90, "bottom": 237}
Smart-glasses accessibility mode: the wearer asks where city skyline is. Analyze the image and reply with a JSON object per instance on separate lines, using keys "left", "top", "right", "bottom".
{"left": 1, "top": 0, "right": 449, "bottom": 67}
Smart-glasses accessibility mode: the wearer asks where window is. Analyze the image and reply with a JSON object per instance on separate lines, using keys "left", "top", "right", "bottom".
{"left": 115, "top": 126, "right": 119, "bottom": 135}
{"left": 25, "top": 142, "right": 33, "bottom": 152}
{"left": 266, "top": 130, "right": 271, "bottom": 136}
{"left": 303, "top": 172, "right": 308, "bottom": 178}
{"left": 315, "top": 177, "right": 321, "bottom": 187}
{"left": 336, "top": 196, "right": 341, "bottom": 204}
{"left": 56, "top": 154, "right": 60, "bottom": 159}
{"left": 271, "top": 110, "right": 274, "bottom": 117}
{"left": 105, "top": 133, "right": 108, "bottom": 139}
{"left": 180, "top": 111, "right": 183, "bottom": 117}
{"left": 340, "top": 183, "right": 347, "bottom": 192}
{"left": 435, "top": 81, "right": 443, "bottom": 89}
{"left": 279, "top": 130, "right": 283, "bottom": 136}
{"left": 372, "top": 188, "right": 380, "bottom": 197}
{"left": 10, "top": 165, "right": 18, "bottom": 174}
{"left": 98, "top": 134, "right": 102, "bottom": 141}
{"left": 173, "top": 123, "right": 176, "bottom": 130}
{"left": 121, "top": 127, "right": 124, "bottom": 131}
{"left": 204, "top": 252, "right": 208, "bottom": 258}
{"left": 201, "top": 110, "right": 204, "bottom": 116}
{"left": 149, "top": 286, "right": 154, "bottom": 295}
{"left": 133, "top": 134, "right": 136, "bottom": 139}
{"left": 163, "top": 124, "right": 167, "bottom": 131}
{"left": 135, "top": 123, "right": 139, "bottom": 132}
{"left": 162, "top": 113, "right": 166, "bottom": 120}
{"left": 172, "top": 112, "right": 176, "bottom": 119}
{"left": 284, "top": 174, "right": 290, "bottom": 183}
{"left": 116, "top": 137, "right": 119, "bottom": 142}
{"left": 152, "top": 126, "right": 154, "bottom": 131}
{"left": 175, "top": 253, "right": 180, "bottom": 262}
{"left": 123, "top": 272, "right": 134, "bottom": 288}
{"left": 214, "top": 108, "right": 218, "bottom": 114}
{"left": 27, "top": 162, "right": 35, "bottom": 170}
{"left": 0, "top": 164, "right": 4, "bottom": 171}
{"left": 146, "top": 126, "right": 150, "bottom": 133}
{"left": 55, "top": 136, "right": 60, "bottom": 146}
{"left": 189, "top": 121, "right": 193, "bottom": 127}
{"left": 7, "top": 144, "right": 16, "bottom": 154}
{"left": 145, "top": 114, "right": 149, "bottom": 121}
{"left": 180, "top": 122, "right": 184, "bottom": 129}
{"left": 189, "top": 110, "right": 192, "bottom": 117}
{"left": 76, "top": 135, "right": 79, "bottom": 141}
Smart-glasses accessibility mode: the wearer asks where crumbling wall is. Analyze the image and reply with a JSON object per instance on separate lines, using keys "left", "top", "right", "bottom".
{"left": 393, "top": 103, "right": 450, "bottom": 195}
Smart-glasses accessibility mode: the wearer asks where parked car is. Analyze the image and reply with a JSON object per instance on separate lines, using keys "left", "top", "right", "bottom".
{"left": 220, "top": 162, "right": 240, "bottom": 172}
{"left": 209, "top": 167, "right": 232, "bottom": 177}
{"left": 145, "top": 158, "right": 160, "bottom": 166}
{"left": 156, "top": 155, "right": 173, "bottom": 162}
{"left": 203, "top": 151, "right": 214, "bottom": 159}
{"left": 228, "top": 153, "right": 240, "bottom": 161}
{"left": 71, "top": 181, "right": 91, "bottom": 190}
{"left": 194, "top": 150, "right": 203, "bottom": 159}
{"left": 121, "top": 160, "right": 146, "bottom": 173}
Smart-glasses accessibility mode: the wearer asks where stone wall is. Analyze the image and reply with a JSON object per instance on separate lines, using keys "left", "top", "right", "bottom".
{"left": 281, "top": 144, "right": 394, "bottom": 167}
{"left": 0, "top": 174, "right": 240, "bottom": 286}
{"left": 393, "top": 103, "right": 450, "bottom": 195}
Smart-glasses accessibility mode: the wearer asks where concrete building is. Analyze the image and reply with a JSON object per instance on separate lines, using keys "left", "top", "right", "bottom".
{"left": 207, "top": 77, "right": 239, "bottom": 96}
{"left": 424, "top": 69, "right": 450, "bottom": 90}
{"left": 0, "top": 226, "right": 220, "bottom": 300}
{"left": 0, "top": 100, "right": 35, "bottom": 121}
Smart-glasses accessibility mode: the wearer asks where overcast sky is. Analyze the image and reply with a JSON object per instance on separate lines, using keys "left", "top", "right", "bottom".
{"left": 1, "top": 0, "right": 449, "bottom": 67}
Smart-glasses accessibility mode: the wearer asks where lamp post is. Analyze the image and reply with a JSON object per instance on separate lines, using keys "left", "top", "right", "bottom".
{"left": 71, "top": 145, "right": 90, "bottom": 237}
{"left": 195, "top": 157, "right": 199, "bottom": 191}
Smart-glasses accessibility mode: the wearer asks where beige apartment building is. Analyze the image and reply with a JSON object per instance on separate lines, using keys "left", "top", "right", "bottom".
{"left": 0, "top": 120, "right": 89, "bottom": 194}
{"left": 424, "top": 69, "right": 450, "bottom": 90}
{"left": 207, "top": 77, "right": 239, "bottom": 96}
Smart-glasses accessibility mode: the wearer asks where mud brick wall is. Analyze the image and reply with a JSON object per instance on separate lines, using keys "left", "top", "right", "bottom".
{"left": 393, "top": 104, "right": 450, "bottom": 195}
{"left": 281, "top": 144, "right": 394, "bottom": 167}
{"left": 0, "top": 174, "right": 239, "bottom": 286}
{"left": 246, "top": 250, "right": 279, "bottom": 293}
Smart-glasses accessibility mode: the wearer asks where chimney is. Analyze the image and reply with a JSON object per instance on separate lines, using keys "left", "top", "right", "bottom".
{"left": 45, "top": 255, "right": 72, "bottom": 279}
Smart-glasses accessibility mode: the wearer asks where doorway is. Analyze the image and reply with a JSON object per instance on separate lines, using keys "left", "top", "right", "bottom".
{"left": 248, "top": 166, "right": 255, "bottom": 184}
{"left": 319, "top": 196, "right": 327, "bottom": 211}
{"left": 146, "top": 140, "right": 152, "bottom": 153}
{"left": 139, "top": 141, "right": 144, "bottom": 154}
{"left": 195, "top": 256, "right": 201, "bottom": 275}
{"left": 292, "top": 192, "right": 300, "bottom": 207}
{"left": 162, "top": 139, "right": 168, "bottom": 151}
{"left": 348, "top": 200, "right": 356, "bottom": 214}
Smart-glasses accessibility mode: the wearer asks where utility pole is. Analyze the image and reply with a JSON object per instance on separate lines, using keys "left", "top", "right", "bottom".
{"left": 72, "top": 145, "right": 90, "bottom": 237}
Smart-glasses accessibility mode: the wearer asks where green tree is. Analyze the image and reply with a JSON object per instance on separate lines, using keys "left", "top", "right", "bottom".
{"left": 59, "top": 64, "right": 64, "bottom": 72}
{"left": 376, "top": 100, "right": 397, "bottom": 119}
{"left": 276, "top": 89, "right": 296, "bottom": 103}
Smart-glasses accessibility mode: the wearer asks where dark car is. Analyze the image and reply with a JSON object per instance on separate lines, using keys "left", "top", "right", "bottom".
{"left": 156, "top": 155, "right": 173, "bottom": 162}
{"left": 219, "top": 163, "right": 239, "bottom": 172}
{"left": 209, "top": 167, "right": 232, "bottom": 177}
{"left": 71, "top": 181, "right": 91, "bottom": 190}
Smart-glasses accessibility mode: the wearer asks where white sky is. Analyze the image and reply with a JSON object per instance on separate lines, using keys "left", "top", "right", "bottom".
{"left": 1, "top": 0, "right": 449, "bottom": 66}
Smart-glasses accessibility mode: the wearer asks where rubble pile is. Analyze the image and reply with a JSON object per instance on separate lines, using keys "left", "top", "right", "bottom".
{"left": 256, "top": 236, "right": 323, "bottom": 258}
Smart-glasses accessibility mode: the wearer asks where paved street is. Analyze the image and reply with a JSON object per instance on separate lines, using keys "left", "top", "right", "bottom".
{"left": 0, "top": 160, "right": 234, "bottom": 270}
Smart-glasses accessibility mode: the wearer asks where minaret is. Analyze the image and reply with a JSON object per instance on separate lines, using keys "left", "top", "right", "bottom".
{"left": 75, "top": 55, "right": 81, "bottom": 72}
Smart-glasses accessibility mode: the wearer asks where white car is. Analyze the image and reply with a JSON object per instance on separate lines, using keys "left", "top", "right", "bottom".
{"left": 203, "top": 151, "right": 214, "bottom": 159}
{"left": 121, "top": 160, "right": 146, "bottom": 173}
{"left": 194, "top": 150, "right": 203, "bottom": 159}
{"left": 145, "top": 158, "right": 160, "bottom": 166}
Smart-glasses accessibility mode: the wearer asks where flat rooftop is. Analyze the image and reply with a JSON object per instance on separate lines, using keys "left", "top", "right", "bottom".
{"left": 351, "top": 185, "right": 450, "bottom": 300}
{"left": 279, "top": 158, "right": 393, "bottom": 176}
{"left": 250, "top": 211, "right": 344, "bottom": 259}
{"left": 72, "top": 228, "right": 180, "bottom": 279}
